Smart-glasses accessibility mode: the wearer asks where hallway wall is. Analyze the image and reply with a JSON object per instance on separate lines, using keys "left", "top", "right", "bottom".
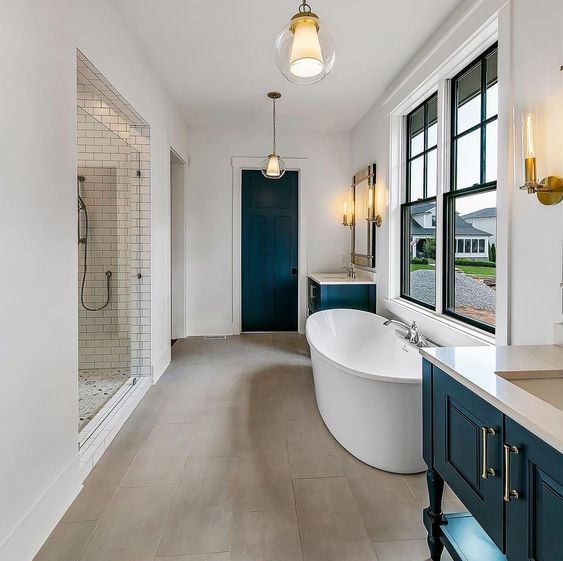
{"left": 0, "top": 3, "right": 80, "bottom": 560}
{"left": 186, "top": 126, "right": 351, "bottom": 335}
{"left": 0, "top": 2, "right": 189, "bottom": 560}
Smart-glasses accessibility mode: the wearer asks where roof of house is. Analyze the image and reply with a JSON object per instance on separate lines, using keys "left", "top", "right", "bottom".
{"left": 461, "top": 207, "right": 497, "bottom": 219}
{"left": 410, "top": 215, "right": 491, "bottom": 237}
{"left": 410, "top": 202, "right": 436, "bottom": 215}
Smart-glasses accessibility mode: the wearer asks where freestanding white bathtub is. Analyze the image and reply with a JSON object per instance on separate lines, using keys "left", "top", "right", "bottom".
{"left": 306, "top": 309, "right": 426, "bottom": 474}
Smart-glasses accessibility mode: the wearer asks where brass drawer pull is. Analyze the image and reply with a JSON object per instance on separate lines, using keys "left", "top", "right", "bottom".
{"left": 481, "top": 426, "right": 496, "bottom": 479}
{"left": 503, "top": 444, "right": 520, "bottom": 502}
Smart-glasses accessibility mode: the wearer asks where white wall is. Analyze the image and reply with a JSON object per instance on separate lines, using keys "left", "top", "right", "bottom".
{"left": 186, "top": 126, "right": 351, "bottom": 335}
{"left": 351, "top": 0, "right": 563, "bottom": 347}
{"left": 0, "top": 2, "right": 80, "bottom": 560}
{"left": 0, "top": 1, "right": 189, "bottom": 560}
{"left": 509, "top": 0, "right": 563, "bottom": 344}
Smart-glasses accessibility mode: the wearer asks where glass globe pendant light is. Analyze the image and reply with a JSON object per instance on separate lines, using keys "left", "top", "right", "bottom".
{"left": 275, "top": 0, "right": 335, "bottom": 85}
{"left": 261, "top": 92, "right": 286, "bottom": 180}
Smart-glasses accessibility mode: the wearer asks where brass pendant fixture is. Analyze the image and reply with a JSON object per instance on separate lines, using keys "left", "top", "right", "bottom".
{"left": 275, "top": 1, "right": 336, "bottom": 85}
{"left": 261, "top": 92, "right": 286, "bottom": 180}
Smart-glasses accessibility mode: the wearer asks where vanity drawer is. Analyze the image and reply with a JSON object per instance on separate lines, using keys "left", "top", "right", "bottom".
{"left": 433, "top": 368, "right": 505, "bottom": 551}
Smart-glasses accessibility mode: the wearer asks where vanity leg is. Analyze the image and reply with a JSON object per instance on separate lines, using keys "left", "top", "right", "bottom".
{"left": 425, "top": 468, "right": 445, "bottom": 561}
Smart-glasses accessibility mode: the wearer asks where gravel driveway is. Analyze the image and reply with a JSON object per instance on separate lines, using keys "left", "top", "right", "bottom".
{"left": 410, "top": 269, "right": 496, "bottom": 310}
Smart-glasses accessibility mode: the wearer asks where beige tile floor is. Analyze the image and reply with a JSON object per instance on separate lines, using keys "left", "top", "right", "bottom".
{"left": 35, "top": 333, "right": 458, "bottom": 561}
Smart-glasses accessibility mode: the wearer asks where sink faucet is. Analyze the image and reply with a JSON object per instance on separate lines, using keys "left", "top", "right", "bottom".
{"left": 383, "top": 319, "right": 430, "bottom": 348}
{"left": 340, "top": 265, "right": 356, "bottom": 279}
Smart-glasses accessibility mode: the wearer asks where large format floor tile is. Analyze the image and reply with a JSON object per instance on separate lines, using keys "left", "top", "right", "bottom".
{"left": 33, "top": 521, "right": 98, "bottom": 561}
{"left": 285, "top": 414, "right": 345, "bottom": 478}
{"left": 79, "top": 486, "right": 175, "bottom": 561}
{"left": 373, "top": 538, "right": 454, "bottom": 561}
{"left": 37, "top": 333, "right": 452, "bottom": 561}
{"left": 341, "top": 451, "right": 426, "bottom": 542}
{"left": 294, "top": 476, "right": 378, "bottom": 561}
{"left": 120, "top": 421, "right": 195, "bottom": 487}
{"left": 62, "top": 440, "right": 141, "bottom": 522}
{"left": 156, "top": 458, "right": 236, "bottom": 557}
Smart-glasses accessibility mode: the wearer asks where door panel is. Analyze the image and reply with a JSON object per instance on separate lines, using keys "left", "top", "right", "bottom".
{"left": 242, "top": 170, "right": 298, "bottom": 331}
{"left": 433, "top": 369, "right": 504, "bottom": 550}
{"left": 505, "top": 418, "right": 563, "bottom": 561}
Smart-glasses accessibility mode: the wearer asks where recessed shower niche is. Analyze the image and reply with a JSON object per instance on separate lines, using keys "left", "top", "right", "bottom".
{"left": 76, "top": 50, "right": 151, "bottom": 441}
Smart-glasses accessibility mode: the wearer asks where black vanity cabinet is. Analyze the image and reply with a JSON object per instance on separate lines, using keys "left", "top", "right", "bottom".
{"left": 505, "top": 419, "right": 563, "bottom": 561}
{"left": 423, "top": 359, "right": 563, "bottom": 561}
{"left": 307, "top": 277, "right": 376, "bottom": 315}
{"left": 433, "top": 371, "right": 505, "bottom": 550}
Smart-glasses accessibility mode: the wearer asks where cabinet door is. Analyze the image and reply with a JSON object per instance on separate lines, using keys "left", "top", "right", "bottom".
{"left": 505, "top": 418, "right": 563, "bottom": 561}
{"left": 308, "top": 280, "right": 320, "bottom": 313}
{"left": 434, "top": 369, "right": 504, "bottom": 550}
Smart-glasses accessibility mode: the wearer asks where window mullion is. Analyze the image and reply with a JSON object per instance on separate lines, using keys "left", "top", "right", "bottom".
{"left": 434, "top": 78, "right": 450, "bottom": 316}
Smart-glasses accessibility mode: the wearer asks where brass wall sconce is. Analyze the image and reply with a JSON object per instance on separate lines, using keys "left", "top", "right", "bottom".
{"left": 341, "top": 166, "right": 383, "bottom": 229}
{"left": 516, "top": 101, "right": 563, "bottom": 206}
{"left": 341, "top": 197, "right": 353, "bottom": 228}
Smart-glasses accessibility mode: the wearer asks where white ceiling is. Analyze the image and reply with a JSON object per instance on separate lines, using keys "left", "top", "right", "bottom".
{"left": 115, "top": 0, "right": 463, "bottom": 131}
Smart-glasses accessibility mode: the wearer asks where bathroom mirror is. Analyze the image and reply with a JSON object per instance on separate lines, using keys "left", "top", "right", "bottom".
{"left": 351, "top": 163, "right": 376, "bottom": 268}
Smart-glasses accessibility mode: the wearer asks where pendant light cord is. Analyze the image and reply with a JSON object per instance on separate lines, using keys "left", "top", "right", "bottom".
{"left": 272, "top": 97, "right": 277, "bottom": 155}
{"left": 299, "top": 0, "right": 312, "bottom": 13}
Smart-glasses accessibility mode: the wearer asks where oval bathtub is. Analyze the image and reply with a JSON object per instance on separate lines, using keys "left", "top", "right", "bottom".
{"left": 306, "top": 309, "right": 426, "bottom": 474}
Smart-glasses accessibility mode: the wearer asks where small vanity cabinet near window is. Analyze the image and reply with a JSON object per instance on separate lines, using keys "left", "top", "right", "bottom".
{"left": 420, "top": 346, "right": 563, "bottom": 561}
{"left": 307, "top": 273, "right": 376, "bottom": 315}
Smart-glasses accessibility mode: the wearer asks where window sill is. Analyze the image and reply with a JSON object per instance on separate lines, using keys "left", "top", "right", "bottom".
{"left": 385, "top": 297, "right": 496, "bottom": 347}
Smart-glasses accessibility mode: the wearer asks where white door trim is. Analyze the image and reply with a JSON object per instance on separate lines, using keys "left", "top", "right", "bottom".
{"left": 170, "top": 147, "right": 189, "bottom": 340}
{"left": 231, "top": 157, "right": 310, "bottom": 335}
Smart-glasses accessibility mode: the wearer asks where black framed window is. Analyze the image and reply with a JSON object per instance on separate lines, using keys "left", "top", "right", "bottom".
{"left": 444, "top": 44, "right": 498, "bottom": 332}
{"left": 401, "top": 94, "right": 438, "bottom": 309}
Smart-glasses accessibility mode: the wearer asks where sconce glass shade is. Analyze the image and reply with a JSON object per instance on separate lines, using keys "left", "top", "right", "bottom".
{"left": 514, "top": 102, "right": 542, "bottom": 191}
{"left": 275, "top": 11, "right": 335, "bottom": 85}
{"left": 342, "top": 195, "right": 353, "bottom": 226}
{"left": 261, "top": 154, "right": 286, "bottom": 179}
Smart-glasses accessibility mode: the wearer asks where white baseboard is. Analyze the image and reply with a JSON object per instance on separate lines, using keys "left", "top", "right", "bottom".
{"left": 0, "top": 455, "right": 81, "bottom": 561}
{"left": 188, "top": 321, "right": 236, "bottom": 337}
{"left": 152, "top": 348, "right": 171, "bottom": 384}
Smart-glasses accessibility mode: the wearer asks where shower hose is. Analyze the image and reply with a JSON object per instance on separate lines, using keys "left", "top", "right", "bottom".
{"left": 78, "top": 175, "right": 112, "bottom": 311}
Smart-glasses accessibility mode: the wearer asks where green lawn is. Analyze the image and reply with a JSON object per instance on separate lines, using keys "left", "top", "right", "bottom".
{"left": 410, "top": 264, "right": 434, "bottom": 271}
{"left": 458, "top": 265, "right": 496, "bottom": 277}
{"left": 410, "top": 263, "right": 496, "bottom": 277}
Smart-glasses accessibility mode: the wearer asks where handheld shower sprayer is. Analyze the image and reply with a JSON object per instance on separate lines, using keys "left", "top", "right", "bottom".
{"left": 77, "top": 174, "right": 112, "bottom": 311}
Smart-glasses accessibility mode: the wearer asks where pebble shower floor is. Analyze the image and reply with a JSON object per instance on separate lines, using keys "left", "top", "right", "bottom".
{"left": 78, "top": 368, "right": 131, "bottom": 430}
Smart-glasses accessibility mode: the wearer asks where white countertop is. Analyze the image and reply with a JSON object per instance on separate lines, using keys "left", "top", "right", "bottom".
{"left": 308, "top": 272, "right": 377, "bottom": 285}
{"left": 420, "top": 345, "right": 563, "bottom": 454}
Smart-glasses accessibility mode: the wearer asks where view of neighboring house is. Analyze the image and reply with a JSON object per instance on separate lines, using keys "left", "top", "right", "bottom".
{"left": 410, "top": 204, "right": 493, "bottom": 260}
{"left": 461, "top": 207, "right": 497, "bottom": 245}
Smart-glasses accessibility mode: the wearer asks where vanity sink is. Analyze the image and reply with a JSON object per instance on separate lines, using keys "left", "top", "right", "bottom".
{"left": 496, "top": 369, "right": 563, "bottom": 412}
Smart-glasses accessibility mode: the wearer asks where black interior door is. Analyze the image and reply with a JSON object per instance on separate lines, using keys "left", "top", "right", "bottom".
{"left": 242, "top": 170, "right": 298, "bottom": 331}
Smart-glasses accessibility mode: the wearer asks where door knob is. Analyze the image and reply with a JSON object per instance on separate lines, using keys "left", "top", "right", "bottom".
{"left": 291, "top": 267, "right": 298, "bottom": 275}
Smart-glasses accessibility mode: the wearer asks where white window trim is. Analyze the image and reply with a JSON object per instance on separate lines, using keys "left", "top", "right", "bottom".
{"left": 387, "top": 14, "right": 509, "bottom": 345}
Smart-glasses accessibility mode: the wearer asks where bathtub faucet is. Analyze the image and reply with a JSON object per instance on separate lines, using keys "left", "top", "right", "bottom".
{"left": 383, "top": 319, "right": 430, "bottom": 348}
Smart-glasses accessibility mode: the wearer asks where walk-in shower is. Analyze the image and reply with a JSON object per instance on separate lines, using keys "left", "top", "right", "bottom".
{"left": 77, "top": 174, "right": 112, "bottom": 312}
{"left": 76, "top": 50, "right": 151, "bottom": 445}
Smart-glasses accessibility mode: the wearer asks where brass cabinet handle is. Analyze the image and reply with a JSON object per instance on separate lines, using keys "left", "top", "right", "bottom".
{"left": 481, "top": 426, "right": 496, "bottom": 479}
{"left": 503, "top": 444, "right": 520, "bottom": 502}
